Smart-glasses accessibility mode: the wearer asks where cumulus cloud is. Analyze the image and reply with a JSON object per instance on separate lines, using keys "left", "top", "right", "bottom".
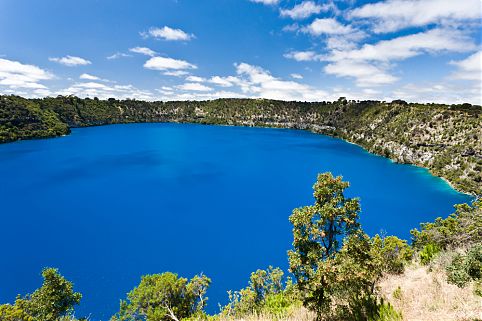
{"left": 450, "top": 51, "right": 482, "bottom": 81}
{"left": 185, "top": 75, "right": 206, "bottom": 82}
{"left": 320, "top": 28, "right": 477, "bottom": 87}
{"left": 392, "top": 81, "right": 481, "bottom": 105}
{"left": 79, "top": 73, "right": 99, "bottom": 80}
{"left": 142, "top": 26, "right": 194, "bottom": 41}
{"left": 106, "top": 52, "right": 131, "bottom": 60}
{"left": 349, "top": 0, "right": 482, "bottom": 33}
{"left": 324, "top": 60, "right": 398, "bottom": 86}
{"left": 49, "top": 55, "right": 91, "bottom": 66}
{"left": 291, "top": 73, "right": 303, "bottom": 79}
{"left": 284, "top": 50, "right": 323, "bottom": 62}
{"left": 177, "top": 82, "right": 213, "bottom": 91}
{"left": 144, "top": 56, "right": 197, "bottom": 71}
{"left": 59, "top": 82, "right": 154, "bottom": 100}
{"left": 0, "top": 58, "right": 53, "bottom": 89}
{"left": 249, "top": 0, "right": 279, "bottom": 5}
{"left": 234, "top": 62, "right": 328, "bottom": 101}
{"left": 163, "top": 70, "right": 191, "bottom": 77}
{"left": 129, "top": 47, "right": 157, "bottom": 57}
{"left": 328, "top": 28, "right": 476, "bottom": 63}
{"left": 280, "top": 1, "right": 328, "bottom": 20}
{"left": 209, "top": 76, "right": 239, "bottom": 87}
{"left": 302, "top": 18, "right": 362, "bottom": 36}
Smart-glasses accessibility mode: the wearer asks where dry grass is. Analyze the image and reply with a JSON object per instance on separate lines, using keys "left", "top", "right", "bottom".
{"left": 378, "top": 256, "right": 482, "bottom": 321}
{"left": 217, "top": 307, "right": 315, "bottom": 321}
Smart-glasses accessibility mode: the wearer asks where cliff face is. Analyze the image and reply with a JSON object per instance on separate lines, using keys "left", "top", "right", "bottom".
{"left": 1, "top": 95, "right": 480, "bottom": 195}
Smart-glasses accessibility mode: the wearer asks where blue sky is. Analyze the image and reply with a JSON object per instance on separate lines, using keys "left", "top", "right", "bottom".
{"left": 0, "top": 0, "right": 481, "bottom": 104}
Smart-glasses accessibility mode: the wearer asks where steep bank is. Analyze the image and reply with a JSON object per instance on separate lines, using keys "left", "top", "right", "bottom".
{"left": 0, "top": 95, "right": 480, "bottom": 195}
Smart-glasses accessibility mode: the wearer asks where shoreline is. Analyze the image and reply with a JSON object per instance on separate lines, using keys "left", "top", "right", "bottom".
{"left": 1, "top": 120, "right": 476, "bottom": 198}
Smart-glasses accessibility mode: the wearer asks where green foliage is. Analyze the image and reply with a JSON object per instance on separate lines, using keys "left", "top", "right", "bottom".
{"left": 392, "top": 287, "right": 402, "bottom": 301}
{"left": 111, "top": 272, "right": 210, "bottom": 321}
{"left": 287, "top": 173, "right": 390, "bottom": 320}
{"left": 0, "top": 304, "right": 34, "bottom": 321}
{"left": 446, "top": 244, "right": 482, "bottom": 290}
{"left": 0, "top": 268, "right": 81, "bottom": 321}
{"left": 372, "top": 302, "right": 403, "bottom": 321}
{"left": 221, "top": 266, "right": 299, "bottom": 318}
{"left": 371, "top": 235, "right": 413, "bottom": 274}
{"left": 419, "top": 243, "right": 441, "bottom": 265}
{"left": 411, "top": 200, "right": 482, "bottom": 250}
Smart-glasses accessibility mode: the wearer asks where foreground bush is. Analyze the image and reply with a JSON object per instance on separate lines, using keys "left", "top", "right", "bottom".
{"left": 111, "top": 272, "right": 211, "bottom": 321}
{"left": 411, "top": 200, "right": 482, "bottom": 250}
{"left": 446, "top": 244, "right": 482, "bottom": 293}
{"left": 221, "top": 266, "right": 300, "bottom": 318}
{"left": 0, "top": 268, "right": 82, "bottom": 321}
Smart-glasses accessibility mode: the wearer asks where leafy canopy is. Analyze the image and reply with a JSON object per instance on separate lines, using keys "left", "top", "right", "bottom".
{"left": 111, "top": 272, "right": 210, "bottom": 321}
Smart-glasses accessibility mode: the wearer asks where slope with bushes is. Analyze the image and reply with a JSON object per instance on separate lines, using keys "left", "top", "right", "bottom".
{"left": 1, "top": 95, "right": 480, "bottom": 194}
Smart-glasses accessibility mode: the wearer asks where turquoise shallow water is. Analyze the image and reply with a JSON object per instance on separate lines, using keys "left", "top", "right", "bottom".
{"left": 0, "top": 123, "right": 472, "bottom": 319}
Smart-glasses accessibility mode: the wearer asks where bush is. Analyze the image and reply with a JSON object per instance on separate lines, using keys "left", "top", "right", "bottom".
{"left": 112, "top": 272, "right": 210, "bottom": 321}
{"left": 220, "top": 266, "right": 299, "bottom": 318}
{"left": 420, "top": 243, "right": 441, "bottom": 265}
{"left": 371, "top": 235, "right": 413, "bottom": 274}
{"left": 411, "top": 200, "right": 482, "bottom": 250}
{"left": 0, "top": 268, "right": 82, "bottom": 321}
{"left": 446, "top": 244, "right": 482, "bottom": 289}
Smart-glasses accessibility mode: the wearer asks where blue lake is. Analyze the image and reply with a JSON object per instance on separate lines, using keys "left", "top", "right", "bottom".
{"left": 0, "top": 123, "right": 472, "bottom": 320}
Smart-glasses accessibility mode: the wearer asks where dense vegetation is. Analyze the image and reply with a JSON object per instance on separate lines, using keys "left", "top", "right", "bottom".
{"left": 2, "top": 173, "right": 479, "bottom": 320}
{"left": 0, "top": 95, "right": 480, "bottom": 195}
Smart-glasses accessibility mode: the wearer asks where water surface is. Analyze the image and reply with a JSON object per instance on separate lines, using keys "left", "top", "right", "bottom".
{"left": 0, "top": 123, "right": 471, "bottom": 319}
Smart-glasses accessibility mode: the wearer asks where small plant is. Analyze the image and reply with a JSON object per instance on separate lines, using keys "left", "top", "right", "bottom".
{"left": 420, "top": 243, "right": 440, "bottom": 265}
{"left": 392, "top": 286, "right": 403, "bottom": 301}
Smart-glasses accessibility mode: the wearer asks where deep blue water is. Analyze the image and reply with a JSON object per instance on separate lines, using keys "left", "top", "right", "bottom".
{"left": 0, "top": 123, "right": 472, "bottom": 320}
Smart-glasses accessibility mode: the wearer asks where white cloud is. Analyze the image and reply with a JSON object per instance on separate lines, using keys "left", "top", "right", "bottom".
{"left": 49, "top": 55, "right": 91, "bottom": 66}
{"left": 144, "top": 56, "right": 197, "bottom": 71}
{"left": 392, "top": 81, "right": 481, "bottom": 105}
{"left": 329, "top": 28, "right": 476, "bottom": 63}
{"left": 59, "top": 82, "right": 154, "bottom": 100}
{"left": 319, "top": 28, "right": 476, "bottom": 87}
{"left": 79, "top": 73, "right": 99, "bottom": 80}
{"left": 186, "top": 75, "right": 206, "bottom": 82}
{"left": 142, "top": 26, "right": 194, "bottom": 41}
{"left": 280, "top": 1, "right": 327, "bottom": 20}
{"left": 163, "top": 70, "right": 191, "bottom": 77}
{"left": 291, "top": 73, "right": 303, "bottom": 79}
{"left": 249, "top": 0, "right": 279, "bottom": 5}
{"left": 324, "top": 60, "right": 398, "bottom": 86}
{"left": 0, "top": 58, "right": 53, "bottom": 89}
{"left": 303, "top": 18, "right": 360, "bottom": 36}
{"left": 450, "top": 51, "right": 482, "bottom": 81}
{"left": 129, "top": 47, "right": 157, "bottom": 57}
{"left": 284, "top": 50, "right": 323, "bottom": 62}
{"left": 209, "top": 76, "right": 239, "bottom": 87}
{"left": 350, "top": 0, "right": 482, "bottom": 33}
{"left": 177, "top": 82, "right": 213, "bottom": 92}
{"left": 235, "top": 62, "right": 328, "bottom": 101}
{"left": 106, "top": 52, "right": 131, "bottom": 60}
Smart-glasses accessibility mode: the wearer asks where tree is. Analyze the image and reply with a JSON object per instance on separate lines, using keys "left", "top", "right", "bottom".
{"left": 111, "top": 272, "right": 211, "bottom": 321}
{"left": 1, "top": 268, "right": 82, "bottom": 321}
{"left": 288, "top": 173, "right": 363, "bottom": 318}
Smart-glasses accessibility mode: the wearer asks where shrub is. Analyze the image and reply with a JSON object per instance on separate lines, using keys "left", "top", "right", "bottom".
{"left": 411, "top": 200, "right": 482, "bottom": 250}
{"left": 0, "top": 268, "right": 82, "bottom": 321}
{"left": 112, "top": 272, "right": 210, "bottom": 321}
{"left": 420, "top": 243, "right": 440, "bottom": 265}
{"left": 446, "top": 244, "right": 482, "bottom": 289}
{"left": 371, "top": 235, "right": 413, "bottom": 274}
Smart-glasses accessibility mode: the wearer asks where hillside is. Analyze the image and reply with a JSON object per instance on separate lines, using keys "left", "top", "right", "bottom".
{"left": 0, "top": 95, "right": 480, "bottom": 195}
